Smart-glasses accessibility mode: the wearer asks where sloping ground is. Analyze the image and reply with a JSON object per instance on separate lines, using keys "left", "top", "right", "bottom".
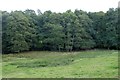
{"left": 2, "top": 50, "right": 118, "bottom": 78}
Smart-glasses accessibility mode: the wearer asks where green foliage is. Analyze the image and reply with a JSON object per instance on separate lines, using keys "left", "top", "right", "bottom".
{"left": 88, "top": 8, "right": 119, "bottom": 49}
{"left": 2, "top": 8, "right": 119, "bottom": 53}
{"left": 2, "top": 11, "right": 30, "bottom": 53}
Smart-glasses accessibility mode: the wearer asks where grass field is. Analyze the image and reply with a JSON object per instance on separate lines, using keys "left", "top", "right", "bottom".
{"left": 2, "top": 50, "right": 118, "bottom": 78}
{"left": 0, "top": 54, "right": 2, "bottom": 79}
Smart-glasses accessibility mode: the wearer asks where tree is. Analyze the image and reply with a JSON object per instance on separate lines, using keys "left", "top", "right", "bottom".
{"left": 117, "top": 8, "right": 120, "bottom": 49}
{"left": 74, "top": 10, "right": 95, "bottom": 49}
{"left": 38, "top": 11, "right": 64, "bottom": 51}
{"left": 88, "top": 11, "right": 105, "bottom": 48}
{"left": 103, "top": 8, "right": 118, "bottom": 49}
{"left": 2, "top": 8, "right": 119, "bottom": 53}
{"left": 24, "top": 9, "right": 38, "bottom": 50}
{"left": 2, "top": 11, "right": 10, "bottom": 53}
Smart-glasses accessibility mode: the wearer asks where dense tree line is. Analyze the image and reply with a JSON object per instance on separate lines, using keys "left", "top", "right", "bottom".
{"left": 2, "top": 8, "right": 120, "bottom": 53}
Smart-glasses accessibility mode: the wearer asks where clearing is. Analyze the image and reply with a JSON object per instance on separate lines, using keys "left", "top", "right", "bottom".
{"left": 2, "top": 50, "right": 118, "bottom": 78}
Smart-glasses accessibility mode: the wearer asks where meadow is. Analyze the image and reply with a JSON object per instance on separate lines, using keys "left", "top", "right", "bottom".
{"left": 2, "top": 50, "right": 118, "bottom": 78}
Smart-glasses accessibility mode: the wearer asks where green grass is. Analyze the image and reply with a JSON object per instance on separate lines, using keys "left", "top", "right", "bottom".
{"left": 2, "top": 50, "right": 118, "bottom": 78}
{"left": 0, "top": 54, "right": 2, "bottom": 79}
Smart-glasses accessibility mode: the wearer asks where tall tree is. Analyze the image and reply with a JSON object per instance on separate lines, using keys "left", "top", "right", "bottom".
{"left": 74, "top": 10, "right": 95, "bottom": 49}
{"left": 4, "top": 11, "right": 30, "bottom": 53}
{"left": 2, "top": 8, "right": 119, "bottom": 53}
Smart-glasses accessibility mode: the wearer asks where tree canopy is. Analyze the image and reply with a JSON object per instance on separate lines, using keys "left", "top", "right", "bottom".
{"left": 2, "top": 8, "right": 119, "bottom": 53}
